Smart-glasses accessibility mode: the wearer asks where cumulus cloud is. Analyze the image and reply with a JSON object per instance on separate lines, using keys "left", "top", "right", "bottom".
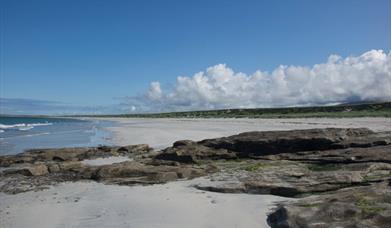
{"left": 147, "top": 81, "right": 163, "bottom": 100}
{"left": 129, "top": 49, "right": 391, "bottom": 112}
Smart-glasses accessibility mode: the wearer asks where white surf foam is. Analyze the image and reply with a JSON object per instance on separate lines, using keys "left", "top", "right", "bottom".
{"left": 0, "top": 122, "right": 52, "bottom": 131}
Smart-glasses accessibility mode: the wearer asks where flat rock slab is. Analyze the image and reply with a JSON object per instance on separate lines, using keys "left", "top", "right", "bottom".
{"left": 267, "top": 182, "right": 391, "bottom": 228}
{"left": 81, "top": 156, "right": 132, "bottom": 166}
{"left": 1, "top": 128, "right": 390, "bottom": 227}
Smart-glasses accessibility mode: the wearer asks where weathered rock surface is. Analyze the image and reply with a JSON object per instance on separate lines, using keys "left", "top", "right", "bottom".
{"left": 155, "top": 140, "right": 237, "bottom": 163}
{"left": 153, "top": 128, "right": 390, "bottom": 164}
{"left": 0, "top": 143, "right": 213, "bottom": 194}
{"left": 92, "top": 160, "right": 209, "bottom": 185}
{"left": 198, "top": 128, "right": 390, "bottom": 158}
{"left": 0, "top": 144, "right": 152, "bottom": 167}
{"left": 1, "top": 128, "right": 390, "bottom": 227}
{"left": 267, "top": 181, "right": 391, "bottom": 228}
{"left": 263, "top": 145, "right": 391, "bottom": 164}
{"left": 3, "top": 164, "right": 49, "bottom": 176}
{"left": 194, "top": 159, "right": 391, "bottom": 197}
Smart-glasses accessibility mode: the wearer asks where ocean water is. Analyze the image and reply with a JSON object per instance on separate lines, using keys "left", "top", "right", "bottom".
{"left": 0, "top": 117, "right": 113, "bottom": 155}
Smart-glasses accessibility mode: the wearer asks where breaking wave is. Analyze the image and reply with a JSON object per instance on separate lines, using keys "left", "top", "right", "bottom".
{"left": 0, "top": 122, "right": 53, "bottom": 131}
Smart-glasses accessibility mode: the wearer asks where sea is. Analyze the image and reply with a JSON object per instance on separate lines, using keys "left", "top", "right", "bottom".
{"left": 0, "top": 116, "right": 113, "bottom": 155}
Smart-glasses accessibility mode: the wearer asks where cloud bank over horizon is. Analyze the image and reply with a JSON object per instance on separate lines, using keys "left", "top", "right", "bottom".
{"left": 1, "top": 50, "right": 390, "bottom": 115}
{"left": 129, "top": 49, "right": 391, "bottom": 112}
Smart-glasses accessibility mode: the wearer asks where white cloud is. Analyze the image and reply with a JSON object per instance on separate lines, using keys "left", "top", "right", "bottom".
{"left": 130, "top": 50, "right": 391, "bottom": 112}
{"left": 147, "top": 81, "right": 163, "bottom": 100}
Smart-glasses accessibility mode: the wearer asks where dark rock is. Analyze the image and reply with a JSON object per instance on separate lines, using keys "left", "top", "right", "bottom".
{"left": 173, "top": 140, "right": 195, "bottom": 147}
{"left": 3, "top": 164, "right": 49, "bottom": 176}
{"left": 92, "top": 161, "right": 207, "bottom": 184}
{"left": 199, "top": 128, "right": 384, "bottom": 157}
{"left": 0, "top": 144, "right": 152, "bottom": 168}
{"left": 155, "top": 143, "right": 237, "bottom": 163}
{"left": 267, "top": 182, "right": 391, "bottom": 228}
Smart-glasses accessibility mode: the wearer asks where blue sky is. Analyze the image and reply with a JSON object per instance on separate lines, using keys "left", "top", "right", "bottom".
{"left": 1, "top": 0, "right": 390, "bottom": 114}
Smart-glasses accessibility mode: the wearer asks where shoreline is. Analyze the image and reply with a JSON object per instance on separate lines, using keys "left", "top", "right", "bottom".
{"left": 1, "top": 118, "right": 391, "bottom": 228}
{"left": 0, "top": 117, "right": 114, "bottom": 155}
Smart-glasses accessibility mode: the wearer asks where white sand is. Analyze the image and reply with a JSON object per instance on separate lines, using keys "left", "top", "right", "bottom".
{"left": 104, "top": 117, "right": 391, "bottom": 149}
{"left": 2, "top": 117, "right": 390, "bottom": 228}
{"left": 81, "top": 156, "right": 132, "bottom": 166}
{"left": 0, "top": 178, "right": 288, "bottom": 228}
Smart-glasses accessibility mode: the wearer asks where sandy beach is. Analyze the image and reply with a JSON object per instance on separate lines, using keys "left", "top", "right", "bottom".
{"left": 1, "top": 117, "right": 390, "bottom": 228}
{"left": 0, "top": 178, "right": 289, "bottom": 228}
{"left": 3, "top": 0, "right": 389, "bottom": 226}
{"left": 106, "top": 117, "right": 391, "bottom": 148}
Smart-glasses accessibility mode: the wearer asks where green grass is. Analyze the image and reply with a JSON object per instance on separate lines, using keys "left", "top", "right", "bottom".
{"left": 67, "top": 101, "right": 391, "bottom": 119}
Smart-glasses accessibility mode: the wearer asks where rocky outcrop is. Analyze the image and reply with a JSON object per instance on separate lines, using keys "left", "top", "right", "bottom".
{"left": 152, "top": 128, "right": 391, "bottom": 227}
{"left": 3, "top": 164, "right": 49, "bottom": 176}
{"left": 155, "top": 140, "right": 237, "bottom": 163}
{"left": 0, "top": 144, "right": 152, "bottom": 167}
{"left": 92, "top": 161, "right": 209, "bottom": 185}
{"left": 1, "top": 128, "right": 390, "bottom": 227}
{"left": 267, "top": 182, "right": 391, "bottom": 228}
{"left": 193, "top": 159, "right": 391, "bottom": 197}
{"left": 198, "top": 128, "right": 389, "bottom": 158}
{"left": 153, "top": 128, "right": 390, "bottom": 162}
{"left": 0, "top": 143, "right": 214, "bottom": 194}
{"left": 263, "top": 145, "right": 391, "bottom": 164}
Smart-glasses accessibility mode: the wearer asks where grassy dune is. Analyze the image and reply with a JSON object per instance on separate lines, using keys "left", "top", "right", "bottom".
{"left": 81, "top": 102, "right": 391, "bottom": 118}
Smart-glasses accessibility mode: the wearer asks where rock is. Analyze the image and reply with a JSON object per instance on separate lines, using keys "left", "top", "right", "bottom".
{"left": 4, "top": 164, "right": 48, "bottom": 176}
{"left": 176, "top": 167, "right": 208, "bottom": 179}
{"left": 97, "top": 145, "right": 112, "bottom": 152}
{"left": 194, "top": 159, "right": 389, "bottom": 197}
{"left": 0, "top": 142, "right": 214, "bottom": 191}
{"left": 199, "top": 128, "right": 383, "bottom": 157}
{"left": 153, "top": 128, "right": 390, "bottom": 165}
{"left": 173, "top": 140, "right": 195, "bottom": 147}
{"left": 47, "top": 163, "right": 61, "bottom": 173}
{"left": 155, "top": 143, "right": 237, "bottom": 163}
{"left": 264, "top": 145, "right": 391, "bottom": 164}
{"left": 30, "top": 165, "right": 49, "bottom": 176}
{"left": 116, "top": 144, "right": 152, "bottom": 155}
{"left": 267, "top": 182, "right": 391, "bottom": 228}
{"left": 154, "top": 172, "right": 178, "bottom": 182}
{"left": 93, "top": 161, "right": 148, "bottom": 180}
{"left": 0, "top": 155, "right": 34, "bottom": 167}
{"left": 58, "top": 161, "right": 85, "bottom": 172}
{"left": 0, "top": 144, "right": 152, "bottom": 167}
{"left": 92, "top": 161, "right": 207, "bottom": 184}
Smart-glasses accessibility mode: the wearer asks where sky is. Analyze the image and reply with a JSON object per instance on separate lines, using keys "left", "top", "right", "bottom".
{"left": 1, "top": 0, "right": 390, "bottom": 114}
